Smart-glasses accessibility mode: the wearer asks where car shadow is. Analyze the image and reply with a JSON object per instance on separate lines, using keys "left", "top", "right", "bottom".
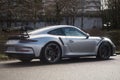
{"left": 2, "top": 57, "right": 115, "bottom": 68}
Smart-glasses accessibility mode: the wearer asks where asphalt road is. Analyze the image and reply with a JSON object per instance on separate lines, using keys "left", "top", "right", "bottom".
{"left": 0, "top": 56, "right": 120, "bottom": 80}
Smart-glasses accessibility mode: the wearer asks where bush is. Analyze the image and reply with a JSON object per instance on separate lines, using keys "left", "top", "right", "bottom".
{"left": 106, "top": 31, "right": 120, "bottom": 51}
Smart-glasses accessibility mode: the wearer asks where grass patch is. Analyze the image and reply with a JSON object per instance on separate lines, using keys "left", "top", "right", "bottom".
{"left": 0, "top": 54, "right": 9, "bottom": 61}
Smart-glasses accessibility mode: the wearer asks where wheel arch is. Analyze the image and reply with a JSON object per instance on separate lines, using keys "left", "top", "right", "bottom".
{"left": 97, "top": 40, "right": 114, "bottom": 56}
{"left": 39, "top": 41, "right": 63, "bottom": 58}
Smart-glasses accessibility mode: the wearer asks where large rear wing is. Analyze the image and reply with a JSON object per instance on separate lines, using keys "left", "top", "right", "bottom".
{"left": 2, "top": 26, "right": 33, "bottom": 40}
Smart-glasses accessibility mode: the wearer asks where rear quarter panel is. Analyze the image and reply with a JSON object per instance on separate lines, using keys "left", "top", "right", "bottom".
{"left": 29, "top": 35, "right": 64, "bottom": 57}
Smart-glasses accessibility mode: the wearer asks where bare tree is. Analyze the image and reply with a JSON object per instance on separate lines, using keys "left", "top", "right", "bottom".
{"left": 43, "top": 0, "right": 68, "bottom": 24}
{"left": 0, "top": 0, "right": 15, "bottom": 28}
{"left": 108, "top": 0, "right": 120, "bottom": 29}
{"left": 0, "top": 0, "right": 43, "bottom": 28}
{"left": 25, "top": 0, "right": 43, "bottom": 28}
{"left": 101, "top": 0, "right": 120, "bottom": 29}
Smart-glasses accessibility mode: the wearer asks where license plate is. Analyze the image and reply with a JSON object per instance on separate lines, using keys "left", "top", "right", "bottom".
{"left": 7, "top": 47, "right": 15, "bottom": 51}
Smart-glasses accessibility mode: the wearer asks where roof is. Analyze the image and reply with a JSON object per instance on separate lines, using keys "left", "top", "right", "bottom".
{"left": 28, "top": 25, "right": 75, "bottom": 35}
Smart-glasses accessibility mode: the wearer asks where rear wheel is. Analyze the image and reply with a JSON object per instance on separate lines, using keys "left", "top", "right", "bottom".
{"left": 40, "top": 42, "right": 61, "bottom": 64}
{"left": 97, "top": 42, "right": 112, "bottom": 60}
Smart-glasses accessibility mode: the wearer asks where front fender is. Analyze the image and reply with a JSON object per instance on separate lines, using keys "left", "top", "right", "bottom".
{"left": 96, "top": 37, "right": 116, "bottom": 55}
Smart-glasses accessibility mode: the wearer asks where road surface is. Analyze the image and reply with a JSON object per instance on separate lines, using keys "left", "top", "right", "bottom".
{"left": 0, "top": 56, "right": 120, "bottom": 80}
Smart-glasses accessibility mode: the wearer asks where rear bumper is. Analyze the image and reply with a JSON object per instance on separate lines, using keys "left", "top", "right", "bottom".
{"left": 5, "top": 53, "right": 35, "bottom": 59}
{"left": 5, "top": 45, "right": 35, "bottom": 59}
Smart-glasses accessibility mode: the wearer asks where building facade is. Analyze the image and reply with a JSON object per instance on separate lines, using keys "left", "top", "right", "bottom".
{"left": 85, "top": 0, "right": 101, "bottom": 12}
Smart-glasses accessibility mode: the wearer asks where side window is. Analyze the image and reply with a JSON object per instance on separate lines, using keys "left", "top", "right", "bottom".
{"left": 63, "top": 27, "right": 86, "bottom": 37}
{"left": 48, "top": 28, "right": 64, "bottom": 36}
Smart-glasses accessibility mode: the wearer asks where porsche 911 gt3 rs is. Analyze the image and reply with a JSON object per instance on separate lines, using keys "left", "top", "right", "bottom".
{"left": 5, "top": 25, "right": 116, "bottom": 63}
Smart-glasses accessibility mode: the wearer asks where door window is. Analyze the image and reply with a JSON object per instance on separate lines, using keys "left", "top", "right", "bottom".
{"left": 63, "top": 27, "right": 86, "bottom": 37}
{"left": 48, "top": 28, "right": 65, "bottom": 36}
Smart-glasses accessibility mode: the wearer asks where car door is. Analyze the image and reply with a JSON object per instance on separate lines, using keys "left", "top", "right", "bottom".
{"left": 63, "top": 27, "right": 97, "bottom": 55}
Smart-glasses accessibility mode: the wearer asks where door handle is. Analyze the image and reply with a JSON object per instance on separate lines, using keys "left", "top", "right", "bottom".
{"left": 69, "top": 40, "right": 74, "bottom": 43}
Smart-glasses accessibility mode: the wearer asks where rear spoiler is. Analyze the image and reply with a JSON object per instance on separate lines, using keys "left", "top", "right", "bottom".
{"left": 8, "top": 34, "right": 29, "bottom": 40}
{"left": 3, "top": 26, "right": 33, "bottom": 40}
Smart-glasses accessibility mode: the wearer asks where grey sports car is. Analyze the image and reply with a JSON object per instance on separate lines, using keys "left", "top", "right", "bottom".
{"left": 5, "top": 25, "right": 116, "bottom": 63}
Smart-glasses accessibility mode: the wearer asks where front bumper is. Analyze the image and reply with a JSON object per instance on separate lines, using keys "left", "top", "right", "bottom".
{"left": 111, "top": 46, "right": 116, "bottom": 56}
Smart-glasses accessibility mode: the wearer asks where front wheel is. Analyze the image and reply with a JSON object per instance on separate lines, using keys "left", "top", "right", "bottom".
{"left": 40, "top": 42, "right": 62, "bottom": 64}
{"left": 97, "top": 42, "right": 112, "bottom": 60}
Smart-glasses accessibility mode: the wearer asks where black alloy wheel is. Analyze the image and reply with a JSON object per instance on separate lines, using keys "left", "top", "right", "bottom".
{"left": 41, "top": 42, "right": 61, "bottom": 63}
{"left": 97, "top": 42, "right": 112, "bottom": 60}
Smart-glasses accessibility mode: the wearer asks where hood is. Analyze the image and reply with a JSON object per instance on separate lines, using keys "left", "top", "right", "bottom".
{"left": 89, "top": 36, "right": 103, "bottom": 40}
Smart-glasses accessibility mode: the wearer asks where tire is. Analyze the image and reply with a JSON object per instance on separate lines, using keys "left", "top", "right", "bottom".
{"left": 20, "top": 59, "right": 32, "bottom": 62}
{"left": 40, "top": 42, "right": 61, "bottom": 64}
{"left": 97, "top": 42, "right": 112, "bottom": 60}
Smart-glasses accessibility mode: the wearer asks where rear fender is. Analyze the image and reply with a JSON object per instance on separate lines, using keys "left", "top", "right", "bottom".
{"left": 38, "top": 36, "right": 64, "bottom": 57}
